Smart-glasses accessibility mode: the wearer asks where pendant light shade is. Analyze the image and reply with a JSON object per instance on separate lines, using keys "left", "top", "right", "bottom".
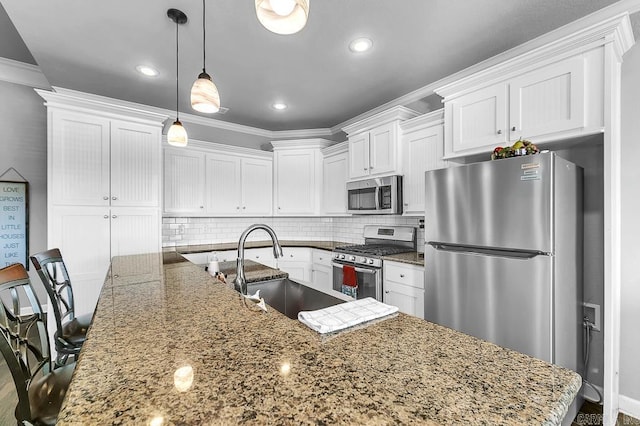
{"left": 255, "top": 0, "right": 309, "bottom": 35}
{"left": 167, "top": 8, "right": 188, "bottom": 147}
{"left": 167, "top": 119, "right": 188, "bottom": 147}
{"left": 191, "top": 0, "right": 221, "bottom": 113}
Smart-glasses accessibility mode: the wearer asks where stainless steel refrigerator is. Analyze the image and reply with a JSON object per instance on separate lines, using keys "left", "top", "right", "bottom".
{"left": 424, "top": 152, "right": 583, "bottom": 373}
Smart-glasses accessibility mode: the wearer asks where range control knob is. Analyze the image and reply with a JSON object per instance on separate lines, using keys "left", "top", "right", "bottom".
{"left": 350, "top": 256, "right": 356, "bottom": 261}
{"left": 340, "top": 254, "right": 346, "bottom": 260}
{"left": 368, "top": 259, "right": 374, "bottom": 265}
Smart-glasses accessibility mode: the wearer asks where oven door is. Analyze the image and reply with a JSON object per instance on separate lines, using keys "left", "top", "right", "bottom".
{"left": 332, "top": 261, "right": 382, "bottom": 301}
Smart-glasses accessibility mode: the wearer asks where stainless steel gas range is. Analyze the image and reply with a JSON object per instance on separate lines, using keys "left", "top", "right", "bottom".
{"left": 332, "top": 225, "right": 416, "bottom": 301}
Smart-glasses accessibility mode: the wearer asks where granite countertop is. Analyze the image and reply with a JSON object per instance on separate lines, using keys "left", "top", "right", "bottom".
{"left": 169, "top": 240, "right": 426, "bottom": 266}
{"left": 57, "top": 252, "right": 581, "bottom": 425}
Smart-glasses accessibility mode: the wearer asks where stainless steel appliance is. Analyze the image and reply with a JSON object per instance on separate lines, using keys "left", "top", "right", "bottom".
{"left": 332, "top": 225, "right": 416, "bottom": 301}
{"left": 346, "top": 175, "right": 403, "bottom": 215}
{"left": 424, "top": 152, "right": 583, "bottom": 373}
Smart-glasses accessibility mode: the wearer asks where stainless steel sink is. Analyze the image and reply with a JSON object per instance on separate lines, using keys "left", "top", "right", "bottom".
{"left": 247, "top": 278, "right": 344, "bottom": 319}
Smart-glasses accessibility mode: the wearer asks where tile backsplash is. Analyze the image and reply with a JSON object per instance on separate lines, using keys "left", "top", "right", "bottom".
{"left": 163, "top": 216, "right": 425, "bottom": 251}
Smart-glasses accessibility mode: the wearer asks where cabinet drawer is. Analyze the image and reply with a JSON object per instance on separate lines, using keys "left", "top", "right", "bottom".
{"left": 384, "top": 261, "right": 424, "bottom": 289}
{"left": 312, "top": 249, "right": 332, "bottom": 266}
{"left": 244, "top": 247, "right": 277, "bottom": 267}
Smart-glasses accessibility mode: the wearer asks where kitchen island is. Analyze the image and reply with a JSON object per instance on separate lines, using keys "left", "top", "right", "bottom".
{"left": 57, "top": 252, "right": 581, "bottom": 425}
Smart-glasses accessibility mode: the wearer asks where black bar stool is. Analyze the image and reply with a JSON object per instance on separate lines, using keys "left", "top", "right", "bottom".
{"left": 0, "top": 263, "right": 74, "bottom": 426}
{"left": 30, "top": 248, "right": 91, "bottom": 366}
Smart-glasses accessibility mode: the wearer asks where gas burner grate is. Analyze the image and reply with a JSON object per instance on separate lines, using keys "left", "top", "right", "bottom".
{"left": 335, "top": 244, "right": 413, "bottom": 257}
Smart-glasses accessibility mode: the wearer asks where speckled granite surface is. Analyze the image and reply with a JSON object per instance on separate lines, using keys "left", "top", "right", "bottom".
{"left": 57, "top": 253, "right": 581, "bottom": 425}
{"left": 173, "top": 240, "right": 347, "bottom": 254}
{"left": 383, "top": 251, "right": 425, "bottom": 266}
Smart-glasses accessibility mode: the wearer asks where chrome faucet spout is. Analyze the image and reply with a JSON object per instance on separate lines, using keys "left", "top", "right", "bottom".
{"left": 234, "top": 224, "right": 283, "bottom": 295}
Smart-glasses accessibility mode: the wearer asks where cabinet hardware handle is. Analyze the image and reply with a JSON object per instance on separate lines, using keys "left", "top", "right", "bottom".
{"left": 103, "top": 215, "right": 109, "bottom": 219}
{"left": 112, "top": 196, "right": 117, "bottom": 200}
{"left": 290, "top": 254, "right": 294, "bottom": 257}
{"left": 364, "top": 167, "right": 368, "bottom": 170}
{"left": 404, "top": 203, "right": 408, "bottom": 206}
{"left": 199, "top": 206, "right": 203, "bottom": 209}
{"left": 242, "top": 206, "right": 246, "bottom": 210}
{"left": 103, "top": 196, "right": 109, "bottom": 200}
{"left": 278, "top": 207, "right": 281, "bottom": 210}
{"left": 236, "top": 206, "right": 240, "bottom": 210}
{"left": 319, "top": 257, "right": 323, "bottom": 260}
{"left": 370, "top": 166, "right": 374, "bottom": 169}
{"left": 113, "top": 274, "right": 119, "bottom": 278}
{"left": 400, "top": 274, "right": 405, "bottom": 278}
{"left": 112, "top": 215, "right": 117, "bottom": 218}
{"left": 511, "top": 126, "right": 516, "bottom": 131}
{"left": 497, "top": 130, "right": 502, "bottom": 135}
{"left": 385, "top": 290, "right": 390, "bottom": 294}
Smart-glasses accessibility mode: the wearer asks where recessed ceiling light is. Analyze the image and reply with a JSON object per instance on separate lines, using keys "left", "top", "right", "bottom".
{"left": 136, "top": 65, "right": 159, "bottom": 77}
{"left": 349, "top": 38, "right": 373, "bottom": 53}
{"left": 272, "top": 102, "right": 288, "bottom": 110}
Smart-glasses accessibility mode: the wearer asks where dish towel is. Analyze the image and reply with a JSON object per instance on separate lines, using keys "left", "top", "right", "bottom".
{"left": 341, "top": 265, "right": 358, "bottom": 298}
{"left": 298, "top": 297, "right": 399, "bottom": 334}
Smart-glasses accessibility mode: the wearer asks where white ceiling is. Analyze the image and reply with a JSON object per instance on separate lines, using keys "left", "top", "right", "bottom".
{"left": 0, "top": 0, "right": 625, "bottom": 132}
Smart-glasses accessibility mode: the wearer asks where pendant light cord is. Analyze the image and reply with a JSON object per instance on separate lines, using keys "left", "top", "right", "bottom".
{"left": 202, "top": 0, "right": 206, "bottom": 73}
{"left": 175, "top": 18, "right": 180, "bottom": 121}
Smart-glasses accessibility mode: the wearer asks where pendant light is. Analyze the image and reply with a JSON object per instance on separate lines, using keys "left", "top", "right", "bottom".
{"left": 255, "top": 0, "right": 309, "bottom": 35}
{"left": 190, "top": 0, "right": 221, "bottom": 113}
{"left": 167, "top": 8, "right": 188, "bottom": 147}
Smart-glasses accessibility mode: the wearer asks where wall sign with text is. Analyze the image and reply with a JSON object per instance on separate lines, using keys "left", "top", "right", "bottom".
{"left": 0, "top": 180, "right": 28, "bottom": 269}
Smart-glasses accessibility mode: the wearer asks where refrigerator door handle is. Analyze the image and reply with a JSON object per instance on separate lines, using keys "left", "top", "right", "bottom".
{"left": 427, "top": 242, "right": 549, "bottom": 259}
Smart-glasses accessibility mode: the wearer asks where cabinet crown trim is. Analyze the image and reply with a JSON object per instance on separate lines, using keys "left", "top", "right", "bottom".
{"left": 400, "top": 109, "right": 444, "bottom": 132}
{"left": 434, "top": 13, "right": 634, "bottom": 100}
{"left": 321, "top": 141, "right": 348, "bottom": 156}
{"left": 36, "top": 87, "right": 169, "bottom": 125}
{"left": 342, "top": 106, "right": 420, "bottom": 135}
{"left": 166, "top": 137, "right": 273, "bottom": 159}
{"left": 271, "top": 139, "right": 334, "bottom": 150}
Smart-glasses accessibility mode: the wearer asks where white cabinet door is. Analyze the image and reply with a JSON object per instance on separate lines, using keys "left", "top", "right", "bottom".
{"left": 348, "top": 132, "right": 370, "bottom": 179}
{"left": 206, "top": 153, "right": 242, "bottom": 215}
{"left": 402, "top": 125, "right": 445, "bottom": 215}
{"left": 383, "top": 281, "right": 424, "bottom": 319}
{"left": 450, "top": 83, "right": 508, "bottom": 154}
{"left": 509, "top": 56, "right": 585, "bottom": 141}
{"left": 50, "top": 110, "right": 110, "bottom": 206}
{"left": 163, "top": 148, "right": 206, "bottom": 214}
{"left": 110, "top": 208, "right": 160, "bottom": 257}
{"left": 322, "top": 151, "right": 348, "bottom": 215}
{"left": 369, "top": 122, "right": 397, "bottom": 176}
{"left": 110, "top": 121, "right": 161, "bottom": 207}
{"left": 49, "top": 206, "right": 111, "bottom": 317}
{"left": 241, "top": 158, "right": 272, "bottom": 216}
{"left": 274, "top": 150, "right": 316, "bottom": 215}
{"left": 312, "top": 263, "right": 332, "bottom": 294}
{"left": 279, "top": 261, "right": 312, "bottom": 283}
{"left": 244, "top": 247, "right": 277, "bottom": 268}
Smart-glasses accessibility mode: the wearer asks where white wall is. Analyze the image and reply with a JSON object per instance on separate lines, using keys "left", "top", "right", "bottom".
{"left": 0, "top": 79, "right": 49, "bottom": 301}
{"left": 620, "top": 39, "right": 640, "bottom": 410}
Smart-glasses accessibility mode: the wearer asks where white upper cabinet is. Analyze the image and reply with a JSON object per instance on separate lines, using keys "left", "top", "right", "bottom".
{"left": 321, "top": 142, "right": 348, "bottom": 215}
{"left": 400, "top": 110, "right": 446, "bottom": 215}
{"left": 343, "top": 106, "right": 420, "bottom": 180}
{"left": 164, "top": 142, "right": 272, "bottom": 216}
{"left": 50, "top": 110, "right": 111, "bottom": 206}
{"left": 164, "top": 148, "right": 206, "bottom": 214}
{"left": 110, "top": 120, "right": 161, "bottom": 207}
{"left": 438, "top": 47, "right": 603, "bottom": 159}
{"left": 272, "top": 139, "right": 332, "bottom": 216}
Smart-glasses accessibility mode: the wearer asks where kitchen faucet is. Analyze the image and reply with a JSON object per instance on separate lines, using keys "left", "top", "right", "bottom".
{"left": 234, "top": 224, "right": 283, "bottom": 295}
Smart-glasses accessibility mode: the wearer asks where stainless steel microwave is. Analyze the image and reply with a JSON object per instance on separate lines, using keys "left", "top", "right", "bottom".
{"left": 346, "top": 175, "right": 403, "bottom": 214}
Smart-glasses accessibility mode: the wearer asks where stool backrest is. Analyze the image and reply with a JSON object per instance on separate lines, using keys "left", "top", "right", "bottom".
{"left": 0, "top": 263, "right": 51, "bottom": 423}
{"left": 30, "top": 249, "right": 76, "bottom": 341}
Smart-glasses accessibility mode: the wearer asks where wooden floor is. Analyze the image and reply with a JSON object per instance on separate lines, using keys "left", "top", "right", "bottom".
{"left": 572, "top": 400, "right": 640, "bottom": 426}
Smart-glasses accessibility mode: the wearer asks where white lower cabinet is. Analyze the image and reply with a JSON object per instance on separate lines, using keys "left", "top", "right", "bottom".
{"left": 311, "top": 249, "right": 333, "bottom": 294}
{"left": 277, "top": 247, "right": 312, "bottom": 283}
{"left": 383, "top": 260, "right": 425, "bottom": 318}
{"left": 244, "top": 247, "right": 277, "bottom": 268}
{"left": 50, "top": 206, "right": 159, "bottom": 317}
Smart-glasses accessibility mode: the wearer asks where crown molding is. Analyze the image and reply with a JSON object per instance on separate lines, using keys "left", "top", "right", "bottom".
{"left": 162, "top": 136, "right": 273, "bottom": 158}
{"left": 342, "top": 106, "right": 420, "bottom": 135}
{"left": 0, "top": 57, "right": 50, "bottom": 89}
{"left": 36, "top": 87, "right": 168, "bottom": 125}
{"left": 435, "top": 13, "right": 635, "bottom": 99}
{"left": 400, "top": 109, "right": 444, "bottom": 133}
{"left": 321, "top": 141, "right": 348, "bottom": 156}
{"left": 270, "top": 138, "right": 334, "bottom": 151}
